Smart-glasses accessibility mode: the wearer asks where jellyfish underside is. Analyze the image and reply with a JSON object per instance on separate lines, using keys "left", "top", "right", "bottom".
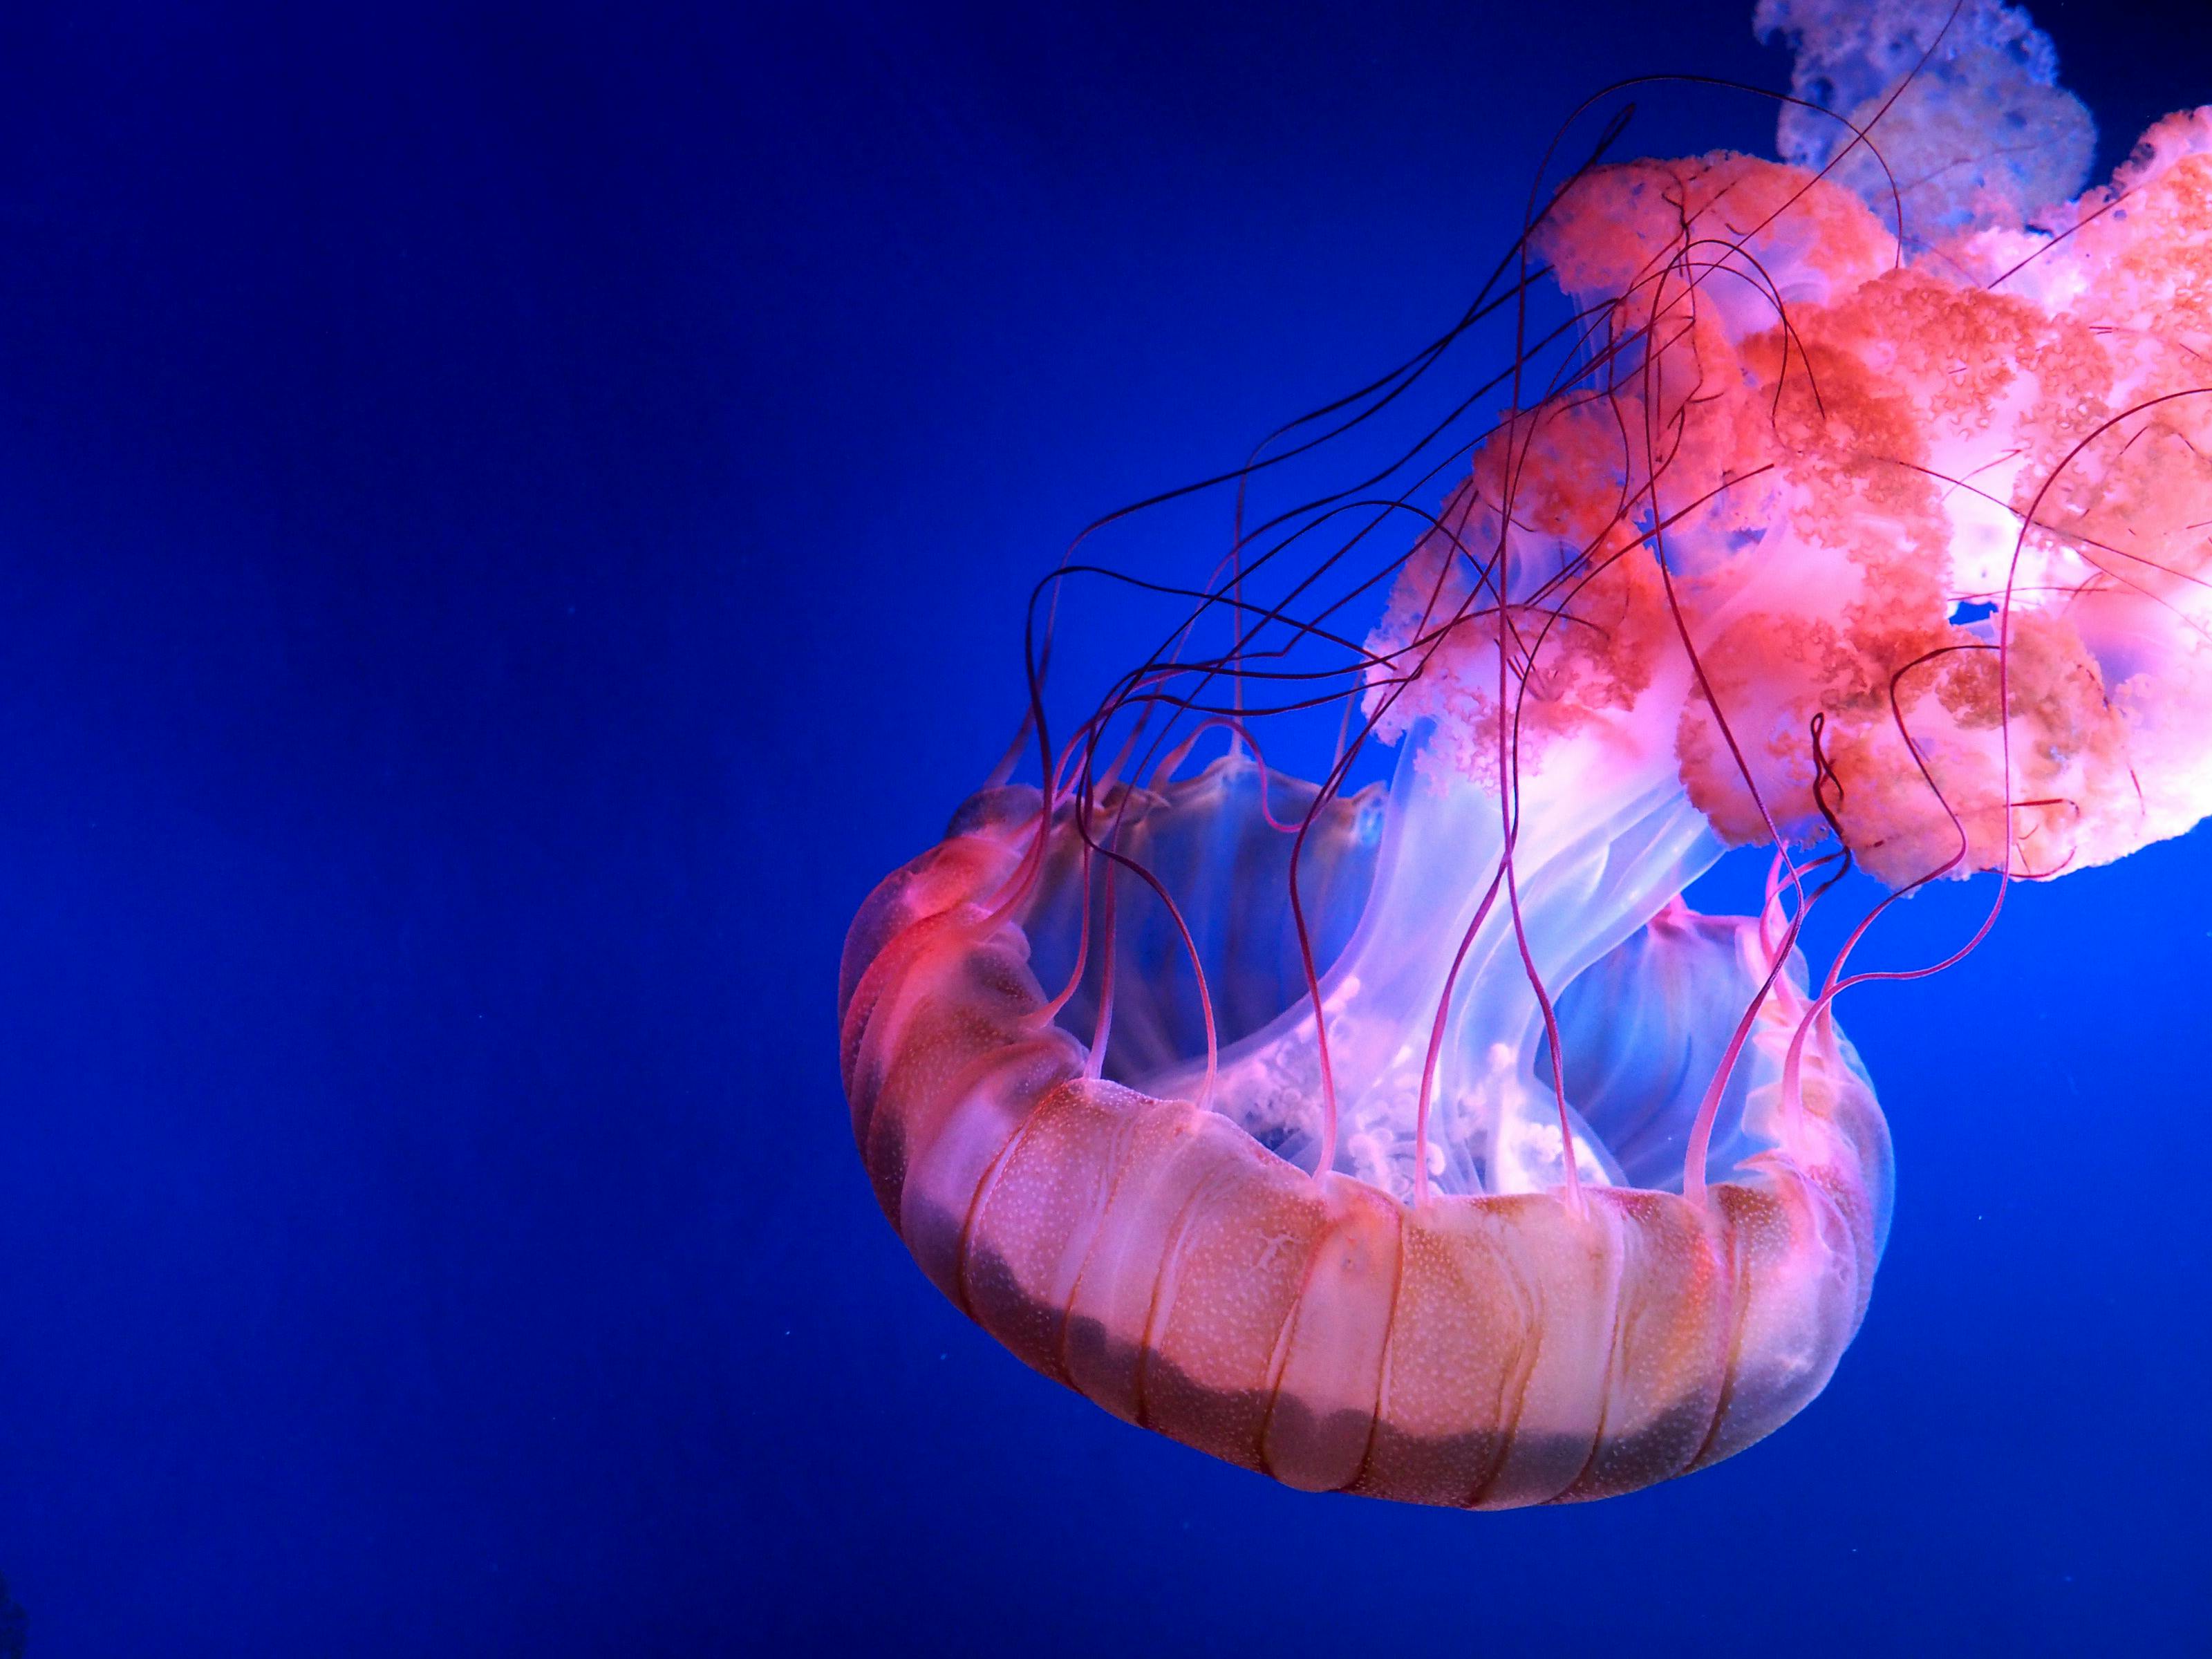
{"left": 1022, "top": 744, "right": 1803, "bottom": 1205}
{"left": 850, "top": 745, "right": 1890, "bottom": 1506}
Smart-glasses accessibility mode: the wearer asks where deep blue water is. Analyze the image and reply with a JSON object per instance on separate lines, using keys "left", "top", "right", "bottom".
{"left": 0, "top": 1, "right": 2208, "bottom": 1653}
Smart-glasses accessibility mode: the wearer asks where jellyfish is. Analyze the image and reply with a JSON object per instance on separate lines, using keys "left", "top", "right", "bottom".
{"left": 838, "top": 0, "right": 2212, "bottom": 1506}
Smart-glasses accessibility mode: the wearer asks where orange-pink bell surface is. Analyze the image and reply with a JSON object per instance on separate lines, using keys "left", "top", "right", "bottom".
{"left": 838, "top": 784, "right": 1891, "bottom": 1507}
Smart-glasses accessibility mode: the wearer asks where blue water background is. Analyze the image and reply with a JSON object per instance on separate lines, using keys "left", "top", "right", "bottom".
{"left": 0, "top": 1, "right": 2206, "bottom": 1653}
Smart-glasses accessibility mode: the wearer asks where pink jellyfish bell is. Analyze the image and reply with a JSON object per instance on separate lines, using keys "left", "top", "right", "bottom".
{"left": 838, "top": 0, "right": 2212, "bottom": 1506}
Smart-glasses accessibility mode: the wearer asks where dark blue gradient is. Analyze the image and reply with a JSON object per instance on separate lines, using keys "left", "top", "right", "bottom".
{"left": 0, "top": 1, "right": 2206, "bottom": 1653}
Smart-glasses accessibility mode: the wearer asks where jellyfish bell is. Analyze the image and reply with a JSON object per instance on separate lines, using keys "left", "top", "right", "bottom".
{"left": 838, "top": 0, "right": 2212, "bottom": 1506}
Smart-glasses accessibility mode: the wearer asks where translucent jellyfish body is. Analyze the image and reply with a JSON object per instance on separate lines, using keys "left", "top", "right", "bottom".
{"left": 838, "top": 0, "right": 2212, "bottom": 1505}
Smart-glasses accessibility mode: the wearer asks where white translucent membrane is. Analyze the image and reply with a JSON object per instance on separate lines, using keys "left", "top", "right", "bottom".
{"left": 1022, "top": 757, "right": 1388, "bottom": 1085}
{"left": 1024, "top": 696, "right": 1820, "bottom": 1202}
{"left": 1135, "top": 722, "right": 1715, "bottom": 1198}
